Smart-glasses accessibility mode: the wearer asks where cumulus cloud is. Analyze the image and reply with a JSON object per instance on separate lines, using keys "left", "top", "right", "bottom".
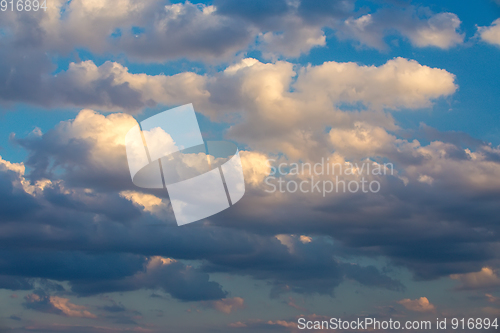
{"left": 451, "top": 267, "right": 500, "bottom": 290}
{"left": 0, "top": 0, "right": 255, "bottom": 62}
{"left": 217, "top": 57, "right": 456, "bottom": 157}
{"left": 477, "top": 19, "right": 500, "bottom": 46}
{"left": 397, "top": 297, "right": 436, "bottom": 312}
{"left": 0, "top": 0, "right": 466, "bottom": 70}
{"left": 8, "top": 57, "right": 456, "bottom": 162}
{"left": 0, "top": 57, "right": 208, "bottom": 112}
{"left": 15, "top": 109, "right": 139, "bottom": 189}
{"left": 1, "top": 105, "right": 500, "bottom": 310}
{"left": 404, "top": 12, "right": 464, "bottom": 48}
{"left": 258, "top": 16, "right": 326, "bottom": 58}
{"left": 337, "top": 8, "right": 464, "bottom": 50}
{"left": 6, "top": 59, "right": 500, "bottom": 295}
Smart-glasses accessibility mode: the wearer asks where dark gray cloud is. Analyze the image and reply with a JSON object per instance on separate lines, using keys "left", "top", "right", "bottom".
{"left": 71, "top": 259, "right": 227, "bottom": 301}
{"left": 0, "top": 168, "right": 39, "bottom": 220}
{"left": 4, "top": 116, "right": 500, "bottom": 296}
{"left": 0, "top": 276, "right": 34, "bottom": 291}
{"left": 0, "top": 49, "right": 146, "bottom": 112}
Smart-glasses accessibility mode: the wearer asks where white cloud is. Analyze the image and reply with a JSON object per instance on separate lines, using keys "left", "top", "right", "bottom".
{"left": 405, "top": 13, "right": 464, "bottom": 49}
{"left": 328, "top": 122, "right": 396, "bottom": 158}
{"left": 294, "top": 57, "right": 457, "bottom": 110}
{"left": 478, "top": 19, "right": 500, "bottom": 46}
{"left": 217, "top": 57, "right": 456, "bottom": 157}
{"left": 338, "top": 9, "right": 464, "bottom": 50}
{"left": 259, "top": 16, "right": 326, "bottom": 58}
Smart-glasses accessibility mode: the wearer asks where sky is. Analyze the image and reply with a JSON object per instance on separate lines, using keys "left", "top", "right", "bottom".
{"left": 0, "top": 0, "right": 500, "bottom": 332}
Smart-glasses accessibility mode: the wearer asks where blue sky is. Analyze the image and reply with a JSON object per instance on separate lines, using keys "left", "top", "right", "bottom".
{"left": 0, "top": 0, "right": 500, "bottom": 332}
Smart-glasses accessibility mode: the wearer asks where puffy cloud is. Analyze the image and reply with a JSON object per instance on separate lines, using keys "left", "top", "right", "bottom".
{"left": 2, "top": 58, "right": 500, "bottom": 308}
{"left": 15, "top": 109, "right": 137, "bottom": 189}
{"left": 0, "top": 56, "right": 208, "bottom": 112}
{"left": 10, "top": 57, "right": 456, "bottom": 160}
{"left": 0, "top": 0, "right": 466, "bottom": 71}
{"left": 299, "top": 236, "right": 312, "bottom": 244}
{"left": 239, "top": 151, "right": 272, "bottom": 187}
{"left": 0, "top": 0, "right": 254, "bottom": 62}
{"left": 329, "top": 122, "right": 396, "bottom": 158}
{"left": 397, "top": 297, "right": 436, "bottom": 312}
{"left": 0, "top": 0, "right": 343, "bottom": 63}
{"left": 337, "top": 8, "right": 464, "bottom": 50}
{"left": 404, "top": 12, "right": 464, "bottom": 48}
{"left": 0, "top": 148, "right": 406, "bottom": 299}
{"left": 478, "top": 18, "right": 500, "bottom": 46}
{"left": 217, "top": 57, "right": 455, "bottom": 157}
{"left": 120, "top": 191, "right": 170, "bottom": 218}
{"left": 295, "top": 57, "right": 457, "bottom": 110}
{"left": 451, "top": 267, "right": 500, "bottom": 290}
{"left": 9, "top": 92, "right": 500, "bottom": 293}
{"left": 259, "top": 17, "right": 326, "bottom": 58}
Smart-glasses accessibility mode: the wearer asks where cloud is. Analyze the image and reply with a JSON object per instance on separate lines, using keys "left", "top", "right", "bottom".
{"left": 6, "top": 96, "right": 500, "bottom": 295}
{"left": 203, "top": 297, "right": 245, "bottom": 314}
{"left": 451, "top": 267, "right": 500, "bottom": 290}
{"left": 0, "top": 0, "right": 255, "bottom": 62}
{"left": 7, "top": 103, "right": 499, "bottom": 290}
{"left": 0, "top": 275, "right": 34, "bottom": 290}
{"left": 24, "top": 293, "right": 97, "bottom": 318}
{"left": 0, "top": 55, "right": 208, "bottom": 112}
{"left": 5, "top": 54, "right": 456, "bottom": 115}
{"left": 217, "top": 57, "right": 456, "bottom": 157}
{"left": 397, "top": 297, "right": 436, "bottom": 312}
{"left": 15, "top": 109, "right": 140, "bottom": 189}
{"left": 0, "top": 0, "right": 335, "bottom": 63}
{"left": 11, "top": 56, "right": 457, "bottom": 164}
{"left": 70, "top": 257, "right": 228, "bottom": 301}
{"left": 0, "top": 156, "right": 40, "bottom": 220}
{"left": 203, "top": 235, "right": 404, "bottom": 297}
{"left": 0, "top": 148, "right": 406, "bottom": 300}
{"left": 0, "top": 54, "right": 499, "bottom": 307}
{"left": 486, "top": 293, "right": 499, "bottom": 303}
{"left": 477, "top": 19, "right": 500, "bottom": 46}
{"left": 258, "top": 16, "right": 326, "bottom": 58}
{"left": 337, "top": 8, "right": 464, "bottom": 50}
{"left": 404, "top": 12, "right": 464, "bottom": 48}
